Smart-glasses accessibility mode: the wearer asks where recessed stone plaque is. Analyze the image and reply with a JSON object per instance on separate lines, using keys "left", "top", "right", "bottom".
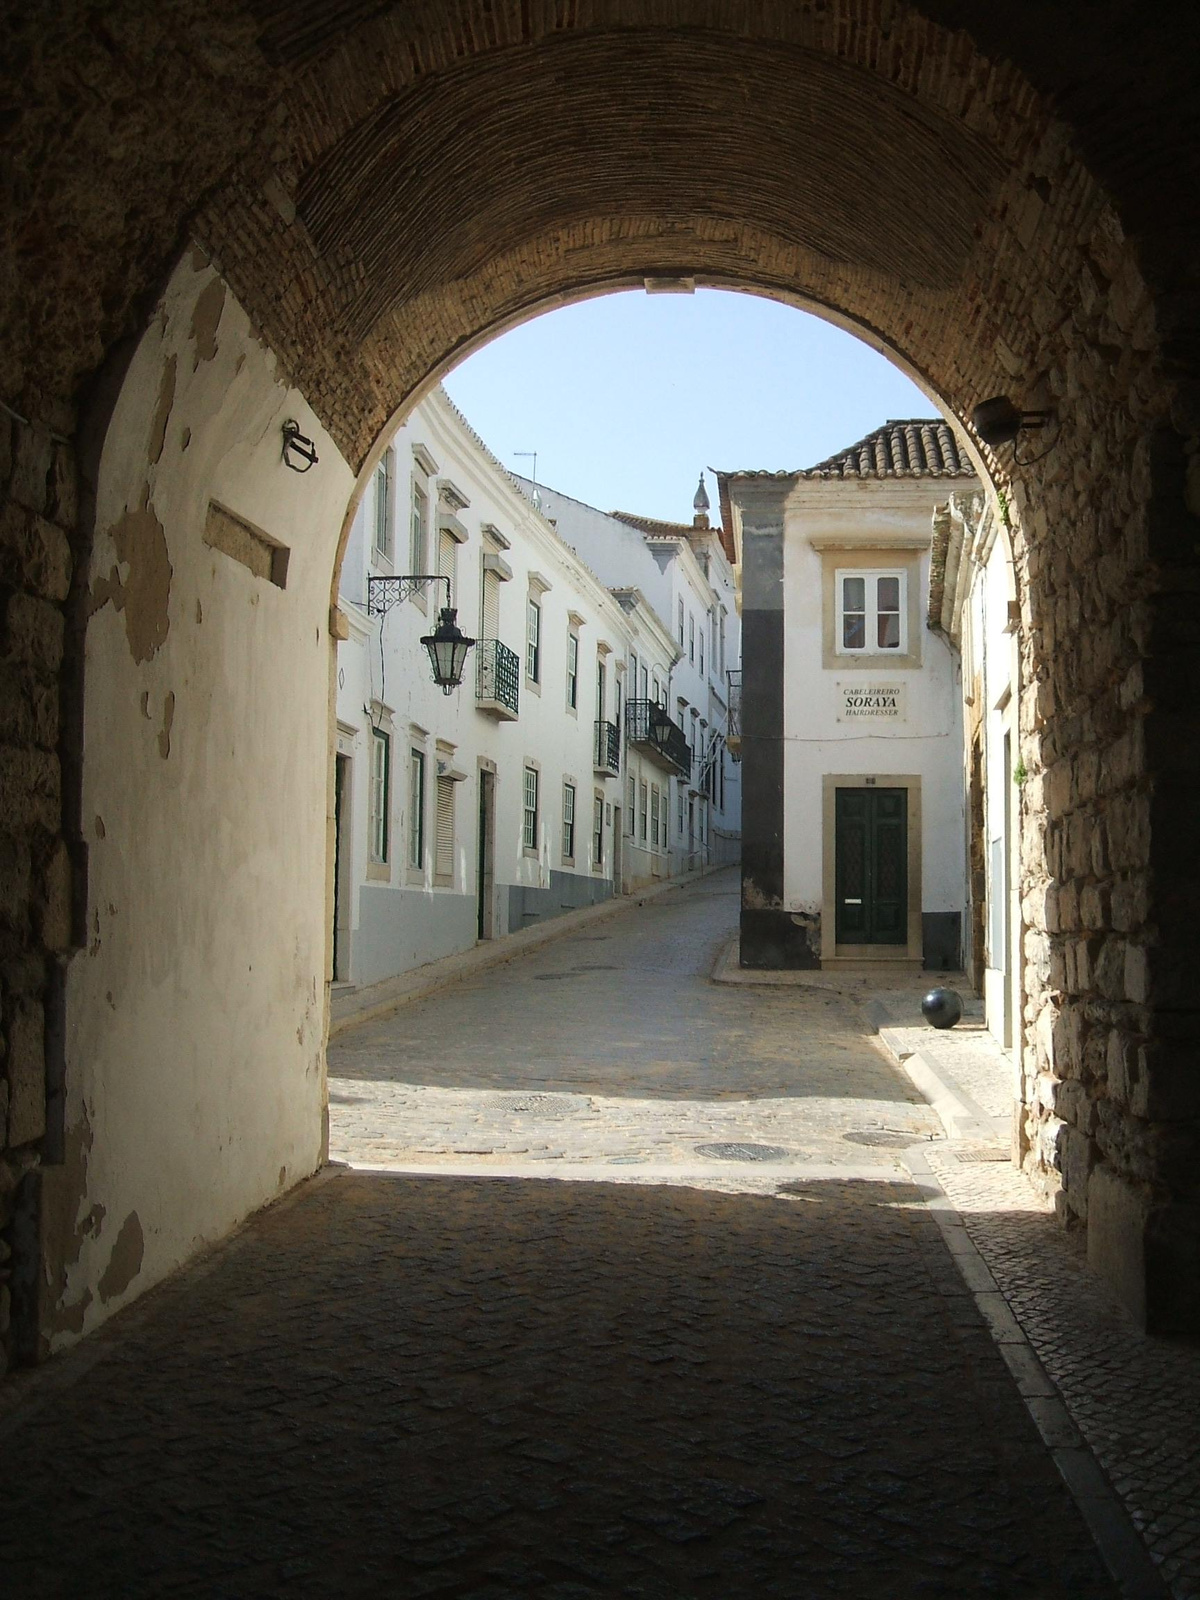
{"left": 836, "top": 681, "right": 905, "bottom": 722}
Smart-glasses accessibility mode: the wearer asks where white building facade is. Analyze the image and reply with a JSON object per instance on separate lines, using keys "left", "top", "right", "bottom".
{"left": 721, "top": 421, "right": 975, "bottom": 971}
{"left": 528, "top": 479, "right": 743, "bottom": 882}
{"left": 932, "top": 489, "right": 1022, "bottom": 1056}
{"left": 334, "top": 390, "right": 635, "bottom": 997}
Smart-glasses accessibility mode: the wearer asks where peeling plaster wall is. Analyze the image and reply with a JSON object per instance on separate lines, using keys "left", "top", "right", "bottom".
{"left": 43, "top": 254, "right": 353, "bottom": 1349}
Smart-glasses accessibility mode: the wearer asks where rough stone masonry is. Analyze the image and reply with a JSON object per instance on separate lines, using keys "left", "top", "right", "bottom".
{"left": 0, "top": 1, "right": 1198, "bottom": 1368}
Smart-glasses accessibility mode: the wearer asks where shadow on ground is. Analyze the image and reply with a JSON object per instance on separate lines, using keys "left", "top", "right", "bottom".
{"left": 0, "top": 1170, "right": 1116, "bottom": 1598}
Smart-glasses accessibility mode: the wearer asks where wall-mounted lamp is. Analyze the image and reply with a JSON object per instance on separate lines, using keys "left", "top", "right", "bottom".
{"left": 366, "top": 574, "right": 476, "bottom": 694}
{"left": 971, "top": 395, "right": 1056, "bottom": 463}
{"left": 281, "top": 419, "right": 319, "bottom": 472}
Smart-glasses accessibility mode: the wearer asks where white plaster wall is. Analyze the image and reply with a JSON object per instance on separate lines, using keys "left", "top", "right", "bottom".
{"left": 334, "top": 391, "right": 634, "bottom": 988}
{"left": 56, "top": 253, "right": 353, "bottom": 1347}
{"left": 780, "top": 509, "right": 966, "bottom": 918}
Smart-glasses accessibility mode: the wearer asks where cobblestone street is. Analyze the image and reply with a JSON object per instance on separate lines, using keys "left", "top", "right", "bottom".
{"left": 0, "top": 870, "right": 1177, "bottom": 1596}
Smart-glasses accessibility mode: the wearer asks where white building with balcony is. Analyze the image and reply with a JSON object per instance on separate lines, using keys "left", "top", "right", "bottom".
{"left": 523, "top": 476, "right": 742, "bottom": 879}
{"left": 333, "top": 389, "right": 636, "bottom": 999}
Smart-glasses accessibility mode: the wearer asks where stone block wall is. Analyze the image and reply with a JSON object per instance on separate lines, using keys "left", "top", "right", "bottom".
{"left": 0, "top": 412, "right": 78, "bottom": 1374}
{"left": 0, "top": 1, "right": 1197, "bottom": 1352}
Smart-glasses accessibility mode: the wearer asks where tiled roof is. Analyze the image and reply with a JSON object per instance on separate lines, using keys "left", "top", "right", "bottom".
{"left": 610, "top": 511, "right": 701, "bottom": 539}
{"left": 718, "top": 419, "right": 975, "bottom": 484}
{"left": 802, "top": 419, "right": 973, "bottom": 479}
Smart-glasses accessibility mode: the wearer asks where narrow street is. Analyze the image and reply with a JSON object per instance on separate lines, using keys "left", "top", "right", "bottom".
{"left": 328, "top": 871, "right": 943, "bottom": 1174}
{"left": 0, "top": 872, "right": 1142, "bottom": 1596}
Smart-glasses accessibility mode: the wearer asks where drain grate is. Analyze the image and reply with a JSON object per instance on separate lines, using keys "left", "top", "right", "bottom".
{"left": 501, "top": 1093, "right": 584, "bottom": 1117}
{"left": 843, "top": 1130, "right": 919, "bottom": 1149}
{"left": 534, "top": 964, "right": 618, "bottom": 980}
{"left": 694, "top": 1142, "right": 794, "bottom": 1162}
{"left": 956, "top": 1146, "right": 1010, "bottom": 1163}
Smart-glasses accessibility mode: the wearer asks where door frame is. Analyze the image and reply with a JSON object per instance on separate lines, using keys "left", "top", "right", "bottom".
{"left": 820, "top": 773, "right": 922, "bottom": 963}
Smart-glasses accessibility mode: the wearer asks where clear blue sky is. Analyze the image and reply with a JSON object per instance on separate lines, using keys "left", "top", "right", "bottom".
{"left": 443, "top": 288, "right": 933, "bottom": 524}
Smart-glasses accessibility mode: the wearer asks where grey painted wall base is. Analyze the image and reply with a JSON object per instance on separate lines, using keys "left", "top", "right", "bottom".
{"left": 507, "top": 871, "right": 613, "bottom": 933}
{"left": 740, "top": 908, "right": 821, "bottom": 968}
{"left": 356, "top": 885, "right": 476, "bottom": 989}
{"left": 740, "top": 907, "right": 963, "bottom": 970}
{"left": 922, "top": 911, "right": 963, "bottom": 970}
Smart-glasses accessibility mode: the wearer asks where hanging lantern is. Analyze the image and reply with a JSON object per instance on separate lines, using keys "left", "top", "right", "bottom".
{"left": 421, "top": 607, "right": 475, "bottom": 694}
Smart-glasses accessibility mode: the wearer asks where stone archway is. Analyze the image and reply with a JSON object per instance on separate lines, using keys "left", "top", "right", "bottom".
{"left": 2, "top": 3, "right": 1197, "bottom": 1367}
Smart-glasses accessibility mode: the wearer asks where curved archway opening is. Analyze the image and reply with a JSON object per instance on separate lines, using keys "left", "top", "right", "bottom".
{"left": 7, "top": 5, "right": 1190, "bottom": 1372}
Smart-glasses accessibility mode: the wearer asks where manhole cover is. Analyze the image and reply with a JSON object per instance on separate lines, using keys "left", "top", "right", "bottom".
{"left": 694, "top": 1142, "right": 794, "bottom": 1162}
{"left": 501, "top": 1093, "right": 584, "bottom": 1117}
{"left": 843, "top": 1130, "right": 916, "bottom": 1149}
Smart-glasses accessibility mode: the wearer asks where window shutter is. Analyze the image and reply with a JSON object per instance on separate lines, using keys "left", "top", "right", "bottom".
{"left": 482, "top": 569, "right": 500, "bottom": 639}
{"left": 438, "top": 526, "right": 456, "bottom": 585}
{"left": 435, "top": 775, "right": 454, "bottom": 881}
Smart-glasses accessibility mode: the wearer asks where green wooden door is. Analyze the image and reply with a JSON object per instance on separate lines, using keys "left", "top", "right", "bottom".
{"left": 835, "top": 788, "right": 907, "bottom": 945}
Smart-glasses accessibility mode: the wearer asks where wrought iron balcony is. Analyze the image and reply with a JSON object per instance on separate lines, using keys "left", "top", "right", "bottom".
{"left": 625, "top": 699, "right": 691, "bottom": 778}
{"left": 594, "top": 718, "right": 620, "bottom": 777}
{"left": 475, "top": 638, "right": 520, "bottom": 720}
{"left": 726, "top": 669, "right": 742, "bottom": 760}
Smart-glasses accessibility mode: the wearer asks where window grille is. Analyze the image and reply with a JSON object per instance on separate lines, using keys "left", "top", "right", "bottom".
{"left": 592, "top": 794, "right": 604, "bottom": 870}
{"left": 639, "top": 781, "right": 648, "bottom": 842}
{"left": 650, "top": 786, "right": 660, "bottom": 849}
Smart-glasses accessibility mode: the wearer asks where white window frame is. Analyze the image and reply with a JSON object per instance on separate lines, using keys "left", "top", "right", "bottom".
{"left": 369, "top": 729, "right": 390, "bottom": 863}
{"left": 566, "top": 629, "right": 579, "bottom": 710}
{"left": 592, "top": 792, "right": 604, "bottom": 873}
{"left": 526, "top": 598, "right": 542, "bottom": 683}
{"left": 562, "top": 781, "right": 576, "bottom": 864}
{"left": 639, "top": 780, "right": 648, "bottom": 843}
{"left": 407, "top": 747, "right": 425, "bottom": 871}
{"left": 835, "top": 568, "right": 907, "bottom": 656}
{"left": 523, "top": 765, "right": 539, "bottom": 853}
{"left": 688, "top": 612, "right": 695, "bottom": 663}
{"left": 409, "top": 480, "right": 429, "bottom": 574}
{"left": 373, "top": 448, "right": 394, "bottom": 562}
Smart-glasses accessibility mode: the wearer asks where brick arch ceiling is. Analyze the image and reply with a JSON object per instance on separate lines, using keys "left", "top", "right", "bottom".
{"left": 6, "top": 1, "right": 1194, "bottom": 453}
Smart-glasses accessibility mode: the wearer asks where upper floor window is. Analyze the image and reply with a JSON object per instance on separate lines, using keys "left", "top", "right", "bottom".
{"left": 836, "top": 570, "right": 906, "bottom": 654}
{"left": 373, "top": 449, "right": 394, "bottom": 561}
{"left": 526, "top": 598, "right": 541, "bottom": 682}
{"left": 562, "top": 781, "right": 576, "bottom": 863}
{"left": 566, "top": 630, "right": 579, "bottom": 709}
{"left": 369, "top": 729, "right": 390, "bottom": 862}
{"left": 523, "top": 765, "right": 540, "bottom": 851}
{"left": 410, "top": 481, "right": 429, "bottom": 572}
{"left": 688, "top": 613, "right": 695, "bottom": 663}
{"left": 677, "top": 599, "right": 685, "bottom": 646}
{"left": 407, "top": 747, "right": 425, "bottom": 870}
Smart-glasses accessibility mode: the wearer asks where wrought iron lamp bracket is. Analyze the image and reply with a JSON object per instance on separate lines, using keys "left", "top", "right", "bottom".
{"left": 366, "top": 574, "right": 451, "bottom": 617}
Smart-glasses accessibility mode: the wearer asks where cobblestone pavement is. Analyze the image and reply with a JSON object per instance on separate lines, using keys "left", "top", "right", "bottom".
{"left": 866, "top": 994, "right": 1200, "bottom": 1600}
{"left": 927, "top": 1148, "right": 1200, "bottom": 1600}
{"left": 1, "top": 1171, "right": 1117, "bottom": 1598}
{"left": 0, "top": 870, "right": 1163, "bottom": 1595}
{"left": 329, "top": 874, "right": 942, "bottom": 1171}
